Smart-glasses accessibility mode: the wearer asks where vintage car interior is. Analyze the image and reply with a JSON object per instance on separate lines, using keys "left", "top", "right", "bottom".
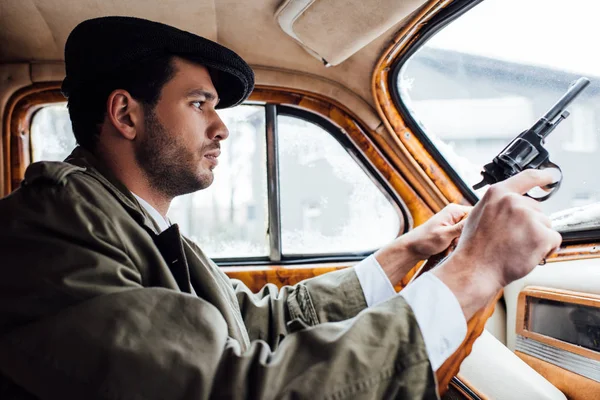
{"left": 1, "top": 0, "right": 599, "bottom": 398}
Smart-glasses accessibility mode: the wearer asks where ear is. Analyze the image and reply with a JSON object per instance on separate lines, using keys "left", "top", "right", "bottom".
{"left": 106, "top": 89, "right": 143, "bottom": 141}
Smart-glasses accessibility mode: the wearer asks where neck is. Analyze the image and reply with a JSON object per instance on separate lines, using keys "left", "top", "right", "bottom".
{"left": 131, "top": 188, "right": 172, "bottom": 217}
{"left": 95, "top": 144, "right": 172, "bottom": 217}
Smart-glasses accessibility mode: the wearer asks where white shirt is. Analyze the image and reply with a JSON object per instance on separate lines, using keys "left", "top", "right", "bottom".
{"left": 133, "top": 194, "right": 171, "bottom": 232}
{"left": 133, "top": 194, "right": 467, "bottom": 372}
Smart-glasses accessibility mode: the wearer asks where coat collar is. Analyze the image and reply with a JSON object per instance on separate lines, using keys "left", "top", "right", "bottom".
{"left": 64, "top": 146, "right": 162, "bottom": 235}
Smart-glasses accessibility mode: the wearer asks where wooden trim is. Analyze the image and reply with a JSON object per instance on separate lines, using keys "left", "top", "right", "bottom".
{"left": 516, "top": 351, "right": 599, "bottom": 400}
{"left": 548, "top": 242, "right": 600, "bottom": 262}
{"left": 222, "top": 263, "right": 352, "bottom": 291}
{"left": 372, "top": 0, "right": 468, "bottom": 211}
{"left": 2, "top": 82, "right": 63, "bottom": 193}
{"left": 516, "top": 287, "right": 600, "bottom": 362}
{"left": 454, "top": 374, "right": 489, "bottom": 400}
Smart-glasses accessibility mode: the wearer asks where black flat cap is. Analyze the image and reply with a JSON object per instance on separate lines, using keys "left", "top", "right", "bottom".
{"left": 62, "top": 16, "right": 254, "bottom": 109}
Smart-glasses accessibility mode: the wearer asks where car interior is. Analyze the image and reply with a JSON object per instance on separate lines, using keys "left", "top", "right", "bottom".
{"left": 1, "top": 0, "right": 599, "bottom": 398}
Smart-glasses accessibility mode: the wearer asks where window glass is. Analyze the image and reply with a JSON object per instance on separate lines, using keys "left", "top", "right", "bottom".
{"left": 278, "top": 115, "right": 400, "bottom": 255}
{"left": 170, "top": 106, "right": 268, "bottom": 258}
{"left": 31, "top": 104, "right": 76, "bottom": 162}
{"left": 398, "top": 0, "right": 600, "bottom": 218}
{"left": 528, "top": 298, "right": 600, "bottom": 353}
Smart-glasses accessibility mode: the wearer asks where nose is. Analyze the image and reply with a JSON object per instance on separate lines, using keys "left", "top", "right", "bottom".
{"left": 208, "top": 110, "right": 229, "bottom": 141}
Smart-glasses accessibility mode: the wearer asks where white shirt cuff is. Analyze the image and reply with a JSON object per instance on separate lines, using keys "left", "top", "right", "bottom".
{"left": 354, "top": 254, "right": 397, "bottom": 307}
{"left": 399, "top": 272, "right": 467, "bottom": 371}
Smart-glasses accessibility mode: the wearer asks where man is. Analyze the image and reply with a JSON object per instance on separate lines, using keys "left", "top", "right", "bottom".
{"left": 0, "top": 17, "right": 560, "bottom": 399}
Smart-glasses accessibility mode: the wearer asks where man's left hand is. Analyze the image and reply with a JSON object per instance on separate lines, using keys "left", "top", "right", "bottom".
{"left": 402, "top": 203, "right": 471, "bottom": 260}
{"left": 374, "top": 204, "right": 471, "bottom": 285}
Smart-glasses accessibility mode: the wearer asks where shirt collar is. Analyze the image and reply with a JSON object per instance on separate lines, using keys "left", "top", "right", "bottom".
{"left": 131, "top": 193, "right": 171, "bottom": 233}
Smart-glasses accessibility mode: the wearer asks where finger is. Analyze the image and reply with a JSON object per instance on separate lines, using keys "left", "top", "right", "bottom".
{"left": 513, "top": 193, "right": 544, "bottom": 213}
{"left": 537, "top": 225, "right": 562, "bottom": 255}
{"left": 442, "top": 218, "right": 467, "bottom": 238}
{"left": 549, "top": 229, "right": 563, "bottom": 252}
{"left": 541, "top": 214, "right": 552, "bottom": 229}
{"left": 443, "top": 204, "right": 472, "bottom": 224}
{"left": 522, "top": 194, "right": 543, "bottom": 212}
{"left": 450, "top": 204, "right": 472, "bottom": 219}
{"left": 497, "top": 169, "right": 555, "bottom": 195}
{"left": 536, "top": 213, "right": 553, "bottom": 229}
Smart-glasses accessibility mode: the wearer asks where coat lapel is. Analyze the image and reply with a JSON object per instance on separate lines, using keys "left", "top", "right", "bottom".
{"left": 183, "top": 239, "right": 251, "bottom": 350}
{"left": 152, "top": 224, "right": 192, "bottom": 294}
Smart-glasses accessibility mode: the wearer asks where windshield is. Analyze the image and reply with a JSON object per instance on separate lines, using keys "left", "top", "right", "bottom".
{"left": 398, "top": 0, "right": 600, "bottom": 228}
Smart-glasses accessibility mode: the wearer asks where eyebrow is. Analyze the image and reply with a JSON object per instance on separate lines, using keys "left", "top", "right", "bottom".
{"left": 185, "top": 89, "right": 220, "bottom": 106}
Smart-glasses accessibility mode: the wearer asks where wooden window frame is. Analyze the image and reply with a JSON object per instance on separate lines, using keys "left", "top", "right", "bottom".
{"left": 2, "top": 83, "right": 66, "bottom": 194}
{"left": 372, "top": 0, "right": 478, "bottom": 210}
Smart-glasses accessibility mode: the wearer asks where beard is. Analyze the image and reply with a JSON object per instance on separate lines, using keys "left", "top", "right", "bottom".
{"left": 134, "top": 109, "right": 215, "bottom": 198}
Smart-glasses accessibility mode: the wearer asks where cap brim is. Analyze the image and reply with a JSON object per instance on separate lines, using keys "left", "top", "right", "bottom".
{"left": 194, "top": 59, "right": 252, "bottom": 109}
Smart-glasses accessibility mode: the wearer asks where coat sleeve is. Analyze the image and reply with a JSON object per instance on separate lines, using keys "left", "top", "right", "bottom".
{"left": 0, "top": 176, "right": 438, "bottom": 400}
{"left": 0, "top": 289, "right": 437, "bottom": 400}
{"left": 230, "top": 268, "right": 370, "bottom": 348}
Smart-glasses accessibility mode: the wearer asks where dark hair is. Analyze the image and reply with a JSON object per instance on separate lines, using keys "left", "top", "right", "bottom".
{"left": 66, "top": 55, "right": 176, "bottom": 151}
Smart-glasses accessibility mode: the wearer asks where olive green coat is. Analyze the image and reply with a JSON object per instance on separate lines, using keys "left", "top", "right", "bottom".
{"left": 0, "top": 147, "right": 437, "bottom": 399}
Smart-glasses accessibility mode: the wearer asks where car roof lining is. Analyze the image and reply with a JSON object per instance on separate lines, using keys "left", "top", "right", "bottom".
{"left": 0, "top": 0, "right": 429, "bottom": 109}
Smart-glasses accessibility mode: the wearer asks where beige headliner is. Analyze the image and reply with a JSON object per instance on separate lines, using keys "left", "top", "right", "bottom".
{"left": 0, "top": 0, "right": 429, "bottom": 197}
{"left": 0, "top": 0, "right": 426, "bottom": 111}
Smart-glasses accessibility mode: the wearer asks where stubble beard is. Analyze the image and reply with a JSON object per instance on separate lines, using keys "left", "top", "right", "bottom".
{"left": 134, "top": 109, "right": 214, "bottom": 199}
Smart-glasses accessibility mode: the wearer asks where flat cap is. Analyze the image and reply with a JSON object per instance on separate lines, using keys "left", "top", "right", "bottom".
{"left": 62, "top": 16, "right": 254, "bottom": 109}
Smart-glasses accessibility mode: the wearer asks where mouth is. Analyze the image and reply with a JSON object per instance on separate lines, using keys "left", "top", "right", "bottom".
{"left": 203, "top": 149, "right": 220, "bottom": 166}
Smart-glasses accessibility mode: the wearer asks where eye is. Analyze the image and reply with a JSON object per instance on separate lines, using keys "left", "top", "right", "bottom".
{"left": 191, "top": 100, "right": 205, "bottom": 110}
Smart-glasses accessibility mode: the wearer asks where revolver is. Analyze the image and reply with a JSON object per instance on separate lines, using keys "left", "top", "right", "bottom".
{"left": 473, "top": 77, "right": 591, "bottom": 201}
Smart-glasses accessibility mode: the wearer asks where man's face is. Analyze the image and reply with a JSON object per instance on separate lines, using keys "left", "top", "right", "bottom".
{"left": 134, "top": 57, "right": 229, "bottom": 198}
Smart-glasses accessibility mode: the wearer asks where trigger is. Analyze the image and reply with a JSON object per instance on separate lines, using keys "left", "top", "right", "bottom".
{"left": 543, "top": 180, "right": 560, "bottom": 190}
{"left": 540, "top": 161, "right": 562, "bottom": 189}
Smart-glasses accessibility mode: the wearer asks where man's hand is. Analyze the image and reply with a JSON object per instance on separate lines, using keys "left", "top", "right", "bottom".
{"left": 433, "top": 169, "right": 562, "bottom": 320}
{"left": 374, "top": 204, "right": 471, "bottom": 286}
{"left": 402, "top": 203, "right": 471, "bottom": 259}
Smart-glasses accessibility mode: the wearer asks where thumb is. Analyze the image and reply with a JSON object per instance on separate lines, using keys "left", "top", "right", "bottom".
{"left": 443, "top": 218, "right": 466, "bottom": 238}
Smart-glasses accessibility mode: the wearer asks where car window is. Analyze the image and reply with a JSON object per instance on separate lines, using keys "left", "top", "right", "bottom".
{"left": 31, "top": 104, "right": 77, "bottom": 162}
{"left": 278, "top": 114, "right": 400, "bottom": 255}
{"left": 30, "top": 102, "right": 402, "bottom": 260}
{"left": 397, "top": 0, "right": 600, "bottom": 222}
{"left": 171, "top": 106, "right": 269, "bottom": 258}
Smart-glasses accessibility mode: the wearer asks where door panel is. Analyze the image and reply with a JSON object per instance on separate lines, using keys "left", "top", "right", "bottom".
{"left": 517, "top": 353, "right": 599, "bottom": 400}
{"left": 458, "top": 330, "right": 566, "bottom": 400}
{"left": 484, "top": 300, "right": 507, "bottom": 345}
{"left": 505, "top": 260, "right": 600, "bottom": 350}
{"left": 504, "top": 260, "right": 600, "bottom": 399}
